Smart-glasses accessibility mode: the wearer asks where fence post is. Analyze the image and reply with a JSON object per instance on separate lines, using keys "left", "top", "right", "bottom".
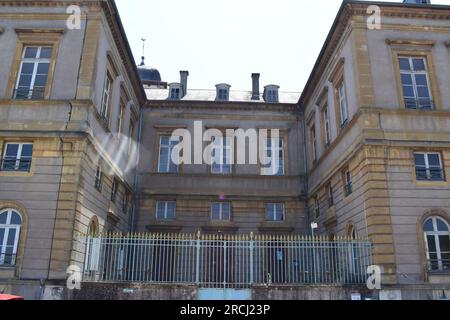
{"left": 195, "top": 230, "right": 201, "bottom": 285}
{"left": 223, "top": 241, "right": 228, "bottom": 288}
{"left": 249, "top": 232, "right": 254, "bottom": 285}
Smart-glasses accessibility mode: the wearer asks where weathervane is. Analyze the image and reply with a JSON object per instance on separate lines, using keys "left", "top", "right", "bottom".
{"left": 140, "top": 38, "right": 146, "bottom": 66}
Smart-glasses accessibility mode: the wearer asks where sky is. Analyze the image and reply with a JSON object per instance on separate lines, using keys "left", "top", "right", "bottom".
{"left": 116, "top": 0, "right": 450, "bottom": 92}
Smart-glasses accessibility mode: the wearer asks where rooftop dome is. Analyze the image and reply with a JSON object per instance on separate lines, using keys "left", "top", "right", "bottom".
{"left": 137, "top": 56, "right": 161, "bottom": 82}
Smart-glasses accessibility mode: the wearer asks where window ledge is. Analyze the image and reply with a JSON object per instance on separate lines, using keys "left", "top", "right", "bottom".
{"left": 415, "top": 180, "right": 448, "bottom": 187}
{"left": 0, "top": 171, "right": 33, "bottom": 177}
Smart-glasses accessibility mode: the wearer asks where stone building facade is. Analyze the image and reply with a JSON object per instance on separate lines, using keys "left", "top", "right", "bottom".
{"left": 0, "top": 0, "right": 449, "bottom": 300}
{"left": 0, "top": 0, "right": 145, "bottom": 298}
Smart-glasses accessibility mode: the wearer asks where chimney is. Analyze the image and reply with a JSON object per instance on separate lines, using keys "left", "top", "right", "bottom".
{"left": 251, "top": 73, "right": 260, "bottom": 100}
{"left": 180, "top": 71, "right": 189, "bottom": 97}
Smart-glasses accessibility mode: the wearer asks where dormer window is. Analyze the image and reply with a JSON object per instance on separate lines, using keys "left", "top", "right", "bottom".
{"left": 264, "top": 85, "right": 280, "bottom": 103}
{"left": 168, "top": 83, "right": 182, "bottom": 100}
{"left": 216, "top": 84, "right": 231, "bottom": 101}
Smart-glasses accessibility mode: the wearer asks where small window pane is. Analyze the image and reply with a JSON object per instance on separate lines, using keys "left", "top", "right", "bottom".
{"left": 402, "top": 86, "right": 415, "bottom": 98}
{"left": 439, "top": 235, "right": 450, "bottom": 253}
{"left": 37, "top": 63, "right": 50, "bottom": 75}
{"left": 34, "top": 75, "right": 48, "bottom": 87}
{"left": 10, "top": 212, "right": 21, "bottom": 225}
{"left": 21, "top": 63, "right": 35, "bottom": 74}
{"left": 414, "top": 74, "right": 428, "bottom": 86}
{"left": 401, "top": 74, "right": 413, "bottom": 85}
{"left": 399, "top": 58, "right": 411, "bottom": 71}
{"left": 5, "top": 144, "right": 19, "bottom": 158}
{"left": 424, "top": 219, "right": 434, "bottom": 232}
{"left": 21, "top": 145, "right": 33, "bottom": 158}
{"left": 7, "top": 229, "right": 16, "bottom": 246}
{"left": 24, "top": 47, "right": 38, "bottom": 59}
{"left": 427, "top": 154, "right": 440, "bottom": 167}
{"left": 437, "top": 219, "right": 449, "bottom": 232}
{"left": 416, "top": 86, "right": 430, "bottom": 99}
{"left": 414, "top": 154, "right": 426, "bottom": 167}
{"left": 18, "top": 75, "right": 33, "bottom": 87}
{"left": 0, "top": 212, "right": 7, "bottom": 224}
{"left": 413, "top": 58, "right": 426, "bottom": 71}
{"left": 427, "top": 235, "right": 437, "bottom": 252}
{"left": 39, "top": 47, "right": 53, "bottom": 59}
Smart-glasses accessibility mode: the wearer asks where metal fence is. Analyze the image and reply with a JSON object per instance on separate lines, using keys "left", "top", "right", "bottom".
{"left": 79, "top": 233, "right": 372, "bottom": 288}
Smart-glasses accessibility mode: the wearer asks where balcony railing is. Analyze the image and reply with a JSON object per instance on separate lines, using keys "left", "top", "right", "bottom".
{"left": 427, "top": 259, "right": 450, "bottom": 273}
{"left": 78, "top": 233, "right": 373, "bottom": 288}
{"left": 0, "top": 158, "right": 32, "bottom": 172}
{"left": 416, "top": 168, "right": 445, "bottom": 181}
{"left": 405, "top": 98, "right": 435, "bottom": 110}
{"left": 13, "top": 87, "right": 45, "bottom": 100}
{"left": 0, "top": 254, "right": 17, "bottom": 267}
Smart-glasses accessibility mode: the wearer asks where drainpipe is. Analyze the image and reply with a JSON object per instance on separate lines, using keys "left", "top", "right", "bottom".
{"left": 300, "top": 110, "right": 311, "bottom": 235}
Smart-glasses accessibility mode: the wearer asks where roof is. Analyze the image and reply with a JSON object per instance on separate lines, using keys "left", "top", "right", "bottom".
{"left": 145, "top": 88, "right": 301, "bottom": 104}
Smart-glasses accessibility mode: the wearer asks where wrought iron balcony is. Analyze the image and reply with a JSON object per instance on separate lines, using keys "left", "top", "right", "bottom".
{"left": 0, "top": 158, "right": 32, "bottom": 172}
{"left": 13, "top": 87, "right": 45, "bottom": 100}
{"left": 427, "top": 259, "right": 450, "bottom": 273}
{"left": 405, "top": 98, "right": 435, "bottom": 110}
{"left": 416, "top": 168, "right": 445, "bottom": 181}
{"left": 0, "top": 254, "right": 17, "bottom": 267}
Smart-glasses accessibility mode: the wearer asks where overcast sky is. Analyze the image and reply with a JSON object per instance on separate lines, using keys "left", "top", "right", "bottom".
{"left": 116, "top": 0, "right": 450, "bottom": 92}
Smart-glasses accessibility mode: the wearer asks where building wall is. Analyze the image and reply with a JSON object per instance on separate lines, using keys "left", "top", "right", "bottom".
{"left": 136, "top": 103, "right": 307, "bottom": 234}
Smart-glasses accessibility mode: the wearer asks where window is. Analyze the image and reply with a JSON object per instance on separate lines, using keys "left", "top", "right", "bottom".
{"left": 211, "top": 136, "right": 232, "bottom": 175}
{"left": 262, "top": 138, "right": 285, "bottom": 176}
{"left": 414, "top": 152, "right": 444, "bottom": 181}
{"left": 216, "top": 84, "right": 231, "bottom": 101}
{"left": 100, "top": 72, "right": 113, "bottom": 121}
{"left": 311, "top": 125, "right": 317, "bottom": 163}
{"left": 94, "top": 165, "right": 102, "bottom": 192}
{"left": 423, "top": 217, "right": 450, "bottom": 271}
{"left": 264, "top": 85, "right": 280, "bottom": 103}
{"left": 343, "top": 169, "right": 352, "bottom": 197}
{"left": 14, "top": 46, "right": 52, "bottom": 99}
{"left": 111, "top": 178, "right": 118, "bottom": 202}
{"left": 0, "top": 209, "right": 22, "bottom": 266}
{"left": 169, "top": 86, "right": 181, "bottom": 100}
{"left": 338, "top": 82, "right": 349, "bottom": 127}
{"left": 1, "top": 143, "right": 33, "bottom": 172}
{"left": 211, "top": 202, "right": 231, "bottom": 221}
{"left": 322, "top": 107, "right": 331, "bottom": 148}
{"left": 266, "top": 203, "right": 285, "bottom": 222}
{"left": 117, "top": 99, "right": 125, "bottom": 136}
{"left": 217, "top": 88, "right": 229, "bottom": 101}
{"left": 399, "top": 56, "right": 433, "bottom": 110}
{"left": 327, "top": 183, "right": 334, "bottom": 208}
{"left": 158, "top": 136, "right": 180, "bottom": 173}
{"left": 156, "top": 201, "right": 176, "bottom": 220}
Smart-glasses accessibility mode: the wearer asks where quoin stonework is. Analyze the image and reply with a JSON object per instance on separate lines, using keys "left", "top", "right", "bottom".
{"left": 0, "top": 0, "right": 449, "bottom": 300}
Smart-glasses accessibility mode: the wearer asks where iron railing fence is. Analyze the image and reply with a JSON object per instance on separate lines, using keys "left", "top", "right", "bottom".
{"left": 78, "top": 233, "right": 373, "bottom": 288}
{"left": 0, "top": 253, "right": 17, "bottom": 267}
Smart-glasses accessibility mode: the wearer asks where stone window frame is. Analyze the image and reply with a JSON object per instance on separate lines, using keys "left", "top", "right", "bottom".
{"left": 152, "top": 126, "right": 187, "bottom": 175}
{"left": 0, "top": 202, "right": 28, "bottom": 279}
{"left": 411, "top": 149, "right": 449, "bottom": 187}
{"left": 417, "top": 210, "right": 450, "bottom": 281}
{"left": 99, "top": 54, "right": 119, "bottom": 129}
{"left": 6, "top": 28, "right": 64, "bottom": 100}
{"left": 306, "top": 112, "right": 317, "bottom": 169}
{"left": 388, "top": 41, "right": 441, "bottom": 111}
{"left": 0, "top": 139, "right": 36, "bottom": 178}
{"left": 329, "top": 58, "right": 349, "bottom": 132}
{"left": 318, "top": 89, "right": 332, "bottom": 150}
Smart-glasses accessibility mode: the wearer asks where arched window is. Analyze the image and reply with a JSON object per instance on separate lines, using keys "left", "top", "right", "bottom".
{"left": 0, "top": 209, "right": 22, "bottom": 266}
{"left": 424, "top": 217, "right": 450, "bottom": 271}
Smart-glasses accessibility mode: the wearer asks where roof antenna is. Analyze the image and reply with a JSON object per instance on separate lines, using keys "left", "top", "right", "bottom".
{"left": 140, "top": 38, "right": 146, "bottom": 66}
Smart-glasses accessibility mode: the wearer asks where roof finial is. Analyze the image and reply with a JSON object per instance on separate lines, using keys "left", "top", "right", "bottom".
{"left": 140, "top": 38, "right": 146, "bottom": 66}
